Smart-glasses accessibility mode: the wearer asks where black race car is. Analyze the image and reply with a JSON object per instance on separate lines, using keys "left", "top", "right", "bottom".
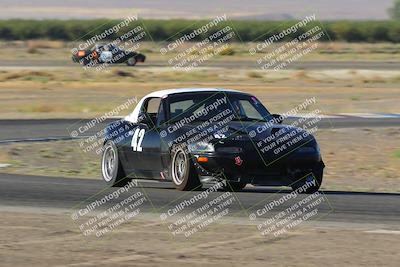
{"left": 101, "top": 88, "right": 324, "bottom": 193}
{"left": 72, "top": 43, "right": 145, "bottom": 66}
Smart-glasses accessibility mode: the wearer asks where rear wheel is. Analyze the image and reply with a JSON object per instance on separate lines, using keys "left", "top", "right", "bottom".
{"left": 136, "top": 54, "right": 146, "bottom": 62}
{"left": 101, "top": 140, "right": 129, "bottom": 187}
{"left": 126, "top": 57, "right": 137, "bottom": 66}
{"left": 170, "top": 147, "right": 201, "bottom": 191}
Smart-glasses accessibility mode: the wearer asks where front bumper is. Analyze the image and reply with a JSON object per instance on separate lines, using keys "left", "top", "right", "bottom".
{"left": 191, "top": 149, "right": 324, "bottom": 186}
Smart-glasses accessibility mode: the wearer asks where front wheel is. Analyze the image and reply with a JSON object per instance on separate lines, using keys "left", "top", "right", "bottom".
{"left": 101, "top": 140, "right": 129, "bottom": 187}
{"left": 170, "top": 147, "right": 201, "bottom": 191}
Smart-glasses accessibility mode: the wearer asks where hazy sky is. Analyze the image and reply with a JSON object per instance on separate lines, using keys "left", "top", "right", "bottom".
{"left": 0, "top": 0, "right": 394, "bottom": 20}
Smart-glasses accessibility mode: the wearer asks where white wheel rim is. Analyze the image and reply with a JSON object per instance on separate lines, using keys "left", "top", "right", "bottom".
{"left": 102, "top": 144, "right": 116, "bottom": 182}
{"left": 172, "top": 150, "right": 187, "bottom": 185}
{"left": 128, "top": 58, "right": 136, "bottom": 64}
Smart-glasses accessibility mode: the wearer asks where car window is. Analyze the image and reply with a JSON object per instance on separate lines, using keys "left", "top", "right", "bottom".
{"left": 170, "top": 99, "right": 194, "bottom": 119}
{"left": 167, "top": 92, "right": 270, "bottom": 122}
{"left": 139, "top": 97, "right": 162, "bottom": 126}
{"left": 146, "top": 98, "right": 161, "bottom": 114}
{"left": 238, "top": 100, "right": 264, "bottom": 120}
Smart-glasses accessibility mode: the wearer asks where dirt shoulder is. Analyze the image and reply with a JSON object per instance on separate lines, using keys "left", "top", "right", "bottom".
{"left": 0, "top": 67, "right": 400, "bottom": 119}
{"left": 0, "top": 210, "right": 399, "bottom": 267}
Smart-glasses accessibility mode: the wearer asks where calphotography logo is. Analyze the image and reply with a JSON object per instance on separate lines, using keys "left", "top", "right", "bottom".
{"left": 160, "top": 92, "right": 236, "bottom": 154}
{"left": 71, "top": 180, "right": 148, "bottom": 238}
{"left": 157, "top": 180, "right": 238, "bottom": 238}
{"left": 67, "top": 97, "right": 138, "bottom": 155}
{"left": 71, "top": 16, "right": 139, "bottom": 52}
{"left": 249, "top": 14, "right": 327, "bottom": 71}
{"left": 160, "top": 14, "right": 238, "bottom": 71}
{"left": 248, "top": 174, "right": 333, "bottom": 238}
{"left": 70, "top": 15, "right": 148, "bottom": 72}
{"left": 249, "top": 14, "right": 317, "bottom": 55}
{"left": 164, "top": 96, "right": 228, "bottom": 136}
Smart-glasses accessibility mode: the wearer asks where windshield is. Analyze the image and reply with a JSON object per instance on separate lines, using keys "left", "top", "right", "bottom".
{"left": 167, "top": 92, "right": 271, "bottom": 123}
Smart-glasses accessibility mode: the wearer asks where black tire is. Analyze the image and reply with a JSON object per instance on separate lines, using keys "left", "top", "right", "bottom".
{"left": 126, "top": 57, "right": 137, "bottom": 66}
{"left": 291, "top": 170, "right": 323, "bottom": 194}
{"left": 170, "top": 147, "right": 201, "bottom": 191}
{"left": 71, "top": 56, "right": 79, "bottom": 63}
{"left": 136, "top": 54, "right": 146, "bottom": 62}
{"left": 101, "top": 140, "right": 129, "bottom": 187}
{"left": 224, "top": 181, "right": 247, "bottom": 192}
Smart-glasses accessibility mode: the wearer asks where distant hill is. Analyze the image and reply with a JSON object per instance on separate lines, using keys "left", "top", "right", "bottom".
{"left": 0, "top": 0, "right": 394, "bottom": 20}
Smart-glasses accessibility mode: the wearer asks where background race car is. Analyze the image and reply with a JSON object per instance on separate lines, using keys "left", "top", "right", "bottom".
{"left": 71, "top": 43, "right": 146, "bottom": 66}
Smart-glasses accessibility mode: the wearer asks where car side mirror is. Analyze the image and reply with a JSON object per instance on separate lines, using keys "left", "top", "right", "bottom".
{"left": 272, "top": 114, "right": 284, "bottom": 124}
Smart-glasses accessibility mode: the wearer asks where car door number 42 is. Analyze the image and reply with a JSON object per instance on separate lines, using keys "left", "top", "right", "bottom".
{"left": 131, "top": 128, "right": 145, "bottom": 152}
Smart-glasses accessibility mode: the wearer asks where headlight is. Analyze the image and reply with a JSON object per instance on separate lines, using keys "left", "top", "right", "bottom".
{"left": 188, "top": 142, "right": 215, "bottom": 153}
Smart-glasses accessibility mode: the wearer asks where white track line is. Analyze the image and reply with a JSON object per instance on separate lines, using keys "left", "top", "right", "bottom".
{"left": 364, "top": 229, "right": 400, "bottom": 235}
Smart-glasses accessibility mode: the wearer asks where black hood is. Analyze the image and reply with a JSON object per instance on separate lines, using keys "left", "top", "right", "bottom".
{"left": 176, "top": 120, "right": 316, "bottom": 146}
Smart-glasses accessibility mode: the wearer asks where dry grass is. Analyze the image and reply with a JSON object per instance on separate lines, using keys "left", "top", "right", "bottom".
{"left": 25, "top": 40, "right": 66, "bottom": 54}
{"left": 217, "top": 46, "right": 235, "bottom": 56}
{"left": 1, "top": 67, "right": 399, "bottom": 118}
{"left": 0, "top": 70, "right": 54, "bottom": 82}
{"left": 315, "top": 128, "right": 400, "bottom": 192}
{"left": 246, "top": 71, "right": 263, "bottom": 78}
{"left": 0, "top": 140, "right": 99, "bottom": 178}
{"left": 26, "top": 40, "right": 65, "bottom": 50}
{"left": 2, "top": 41, "right": 400, "bottom": 61}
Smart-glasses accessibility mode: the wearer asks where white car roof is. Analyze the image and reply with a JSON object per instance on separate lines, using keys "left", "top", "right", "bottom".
{"left": 142, "top": 88, "right": 240, "bottom": 98}
{"left": 125, "top": 88, "right": 242, "bottom": 123}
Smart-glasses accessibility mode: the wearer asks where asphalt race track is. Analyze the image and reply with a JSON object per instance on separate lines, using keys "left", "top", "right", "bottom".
{"left": 0, "top": 173, "right": 398, "bottom": 225}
